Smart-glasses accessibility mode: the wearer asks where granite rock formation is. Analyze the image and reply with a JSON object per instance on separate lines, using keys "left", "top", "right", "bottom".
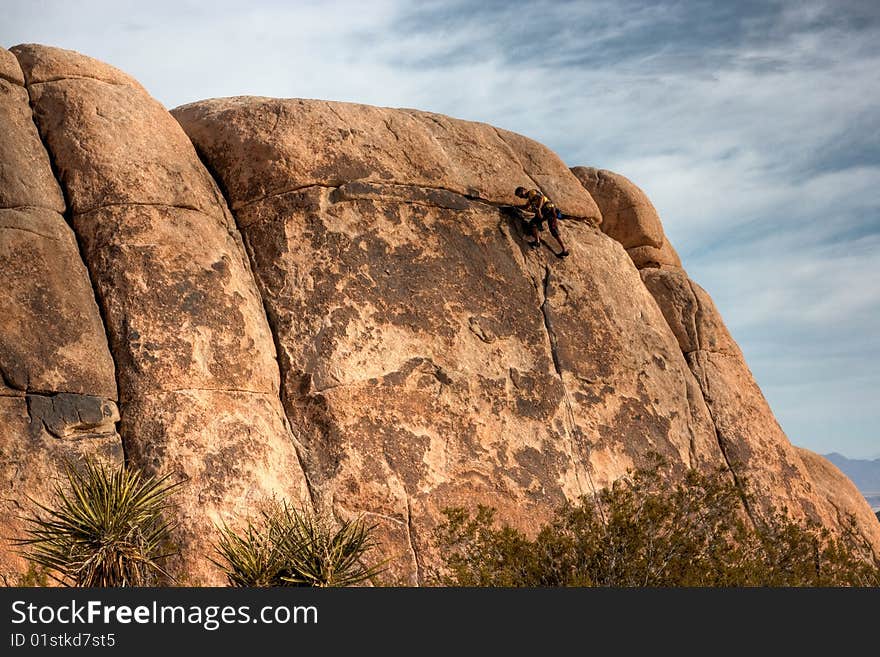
{"left": 1, "top": 45, "right": 877, "bottom": 584}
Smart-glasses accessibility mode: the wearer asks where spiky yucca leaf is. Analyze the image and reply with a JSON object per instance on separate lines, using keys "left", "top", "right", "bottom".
{"left": 277, "top": 505, "right": 384, "bottom": 587}
{"left": 213, "top": 501, "right": 384, "bottom": 587}
{"left": 212, "top": 510, "right": 291, "bottom": 587}
{"left": 16, "top": 460, "right": 180, "bottom": 587}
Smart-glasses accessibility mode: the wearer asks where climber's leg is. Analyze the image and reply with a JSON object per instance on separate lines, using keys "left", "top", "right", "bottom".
{"left": 528, "top": 217, "right": 542, "bottom": 248}
{"left": 547, "top": 210, "right": 569, "bottom": 257}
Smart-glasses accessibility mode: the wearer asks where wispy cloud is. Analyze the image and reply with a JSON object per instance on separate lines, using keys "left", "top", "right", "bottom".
{"left": 2, "top": 0, "right": 878, "bottom": 456}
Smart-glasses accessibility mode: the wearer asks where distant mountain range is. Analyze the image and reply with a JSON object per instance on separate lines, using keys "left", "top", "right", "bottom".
{"left": 824, "top": 453, "right": 880, "bottom": 511}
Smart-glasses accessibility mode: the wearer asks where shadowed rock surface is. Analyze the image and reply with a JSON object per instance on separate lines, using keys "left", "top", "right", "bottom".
{"left": 1, "top": 44, "right": 877, "bottom": 585}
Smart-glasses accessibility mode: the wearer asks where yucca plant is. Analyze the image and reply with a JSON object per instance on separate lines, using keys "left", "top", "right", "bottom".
{"left": 214, "top": 501, "right": 385, "bottom": 587}
{"left": 16, "top": 460, "right": 180, "bottom": 587}
{"left": 213, "top": 510, "right": 291, "bottom": 587}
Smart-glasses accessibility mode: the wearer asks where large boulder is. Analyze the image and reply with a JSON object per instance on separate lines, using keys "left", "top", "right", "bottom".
{"left": 639, "top": 257, "right": 858, "bottom": 535}
{"left": 2, "top": 44, "right": 877, "bottom": 585}
{"left": 11, "top": 44, "right": 310, "bottom": 584}
{"left": 570, "top": 166, "right": 663, "bottom": 249}
{"left": 587, "top": 188, "right": 880, "bottom": 550}
{"left": 570, "top": 166, "right": 683, "bottom": 269}
{"left": 175, "top": 98, "right": 732, "bottom": 583}
{"left": 0, "top": 47, "right": 122, "bottom": 584}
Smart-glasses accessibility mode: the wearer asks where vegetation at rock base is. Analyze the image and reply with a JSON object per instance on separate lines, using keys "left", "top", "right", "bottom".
{"left": 16, "top": 460, "right": 180, "bottom": 587}
{"left": 213, "top": 501, "right": 385, "bottom": 587}
{"left": 433, "top": 459, "right": 880, "bottom": 587}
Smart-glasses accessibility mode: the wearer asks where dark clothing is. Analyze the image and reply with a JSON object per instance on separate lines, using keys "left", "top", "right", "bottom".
{"left": 528, "top": 204, "right": 561, "bottom": 235}
{"left": 517, "top": 187, "right": 569, "bottom": 257}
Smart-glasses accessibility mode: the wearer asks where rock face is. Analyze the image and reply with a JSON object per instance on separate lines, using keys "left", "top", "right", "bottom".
{"left": 1, "top": 45, "right": 877, "bottom": 585}
{"left": 7, "top": 45, "right": 309, "bottom": 584}
{"left": 173, "top": 96, "right": 880, "bottom": 580}
{"left": 796, "top": 449, "right": 880, "bottom": 555}
{"left": 575, "top": 167, "right": 879, "bottom": 546}
{"left": 0, "top": 47, "right": 121, "bottom": 584}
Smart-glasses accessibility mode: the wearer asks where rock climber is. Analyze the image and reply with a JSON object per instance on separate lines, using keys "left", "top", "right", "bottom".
{"left": 514, "top": 186, "right": 569, "bottom": 257}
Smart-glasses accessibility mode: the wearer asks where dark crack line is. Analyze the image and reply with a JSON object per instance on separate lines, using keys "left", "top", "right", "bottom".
{"left": 235, "top": 183, "right": 341, "bottom": 211}
{"left": 136, "top": 387, "right": 277, "bottom": 397}
{"left": 382, "top": 117, "right": 401, "bottom": 142}
{"left": 686, "top": 278, "right": 705, "bottom": 352}
{"left": 74, "top": 200, "right": 211, "bottom": 219}
{"left": 533, "top": 262, "right": 603, "bottom": 515}
{"left": 236, "top": 179, "right": 594, "bottom": 220}
{"left": 324, "top": 102, "right": 347, "bottom": 125}
{"left": 244, "top": 234, "right": 318, "bottom": 512}
{"left": 189, "top": 142, "right": 320, "bottom": 511}
{"left": 636, "top": 265, "right": 756, "bottom": 525}
{"left": 406, "top": 496, "right": 423, "bottom": 586}
{"left": 708, "top": 409, "right": 756, "bottom": 526}
{"left": 682, "top": 376, "right": 699, "bottom": 471}
{"left": 686, "top": 352, "right": 756, "bottom": 527}
{"left": 16, "top": 62, "right": 126, "bottom": 461}
{"left": 27, "top": 74, "right": 130, "bottom": 89}
{"left": 0, "top": 71, "right": 24, "bottom": 86}
{"left": 541, "top": 266, "right": 562, "bottom": 378}
{"left": 0, "top": 222, "right": 60, "bottom": 241}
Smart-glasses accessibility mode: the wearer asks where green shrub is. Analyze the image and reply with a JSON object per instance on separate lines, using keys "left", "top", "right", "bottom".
{"left": 433, "top": 461, "right": 880, "bottom": 587}
{"left": 213, "top": 501, "right": 384, "bottom": 587}
{"left": 17, "top": 460, "right": 180, "bottom": 587}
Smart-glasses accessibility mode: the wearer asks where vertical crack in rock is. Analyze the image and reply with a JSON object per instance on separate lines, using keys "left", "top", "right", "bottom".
{"left": 15, "top": 59, "right": 125, "bottom": 457}
{"left": 680, "top": 277, "right": 756, "bottom": 524}
{"left": 692, "top": 356, "right": 756, "bottom": 524}
{"left": 191, "top": 145, "right": 318, "bottom": 510}
{"left": 686, "top": 278, "right": 705, "bottom": 352}
{"left": 254, "top": 285, "right": 318, "bottom": 510}
{"left": 682, "top": 376, "right": 698, "bottom": 471}
{"left": 406, "top": 496, "right": 422, "bottom": 586}
{"left": 533, "top": 261, "right": 602, "bottom": 515}
{"left": 541, "top": 266, "right": 562, "bottom": 378}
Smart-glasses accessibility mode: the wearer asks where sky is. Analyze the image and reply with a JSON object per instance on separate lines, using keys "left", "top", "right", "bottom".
{"left": 3, "top": 0, "right": 878, "bottom": 458}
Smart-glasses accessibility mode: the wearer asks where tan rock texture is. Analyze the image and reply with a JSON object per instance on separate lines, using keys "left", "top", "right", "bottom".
{"left": 0, "top": 46, "right": 122, "bottom": 584}
{"left": 796, "top": 448, "right": 880, "bottom": 556}
{"left": 24, "top": 79, "right": 226, "bottom": 217}
{"left": 173, "top": 97, "right": 601, "bottom": 221}
{"left": 627, "top": 241, "right": 683, "bottom": 269}
{"left": 0, "top": 78, "right": 64, "bottom": 212}
{"left": 570, "top": 166, "right": 662, "bottom": 249}
{"left": 10, "top": 44, "right": 309, "bottom": 584}
{"left": 2, "top": 44, "right": 877, "bottom": 584}
{"left": 0, "top": 48, "right": 24, "bottom": 86}
{"left": 12, "top": 43, "right": 144, "bottom": 89}
{"left": 572, "top": 166, "right": 880, "bottom": 550}
{"left": 639, "top": 259, "right": 844, "bottom": 532}
{"left": 595, "top": 194, "right": 880, "bottom": 550}
{"left": 176, "top": 97, "right": 754, "bottom": 583}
